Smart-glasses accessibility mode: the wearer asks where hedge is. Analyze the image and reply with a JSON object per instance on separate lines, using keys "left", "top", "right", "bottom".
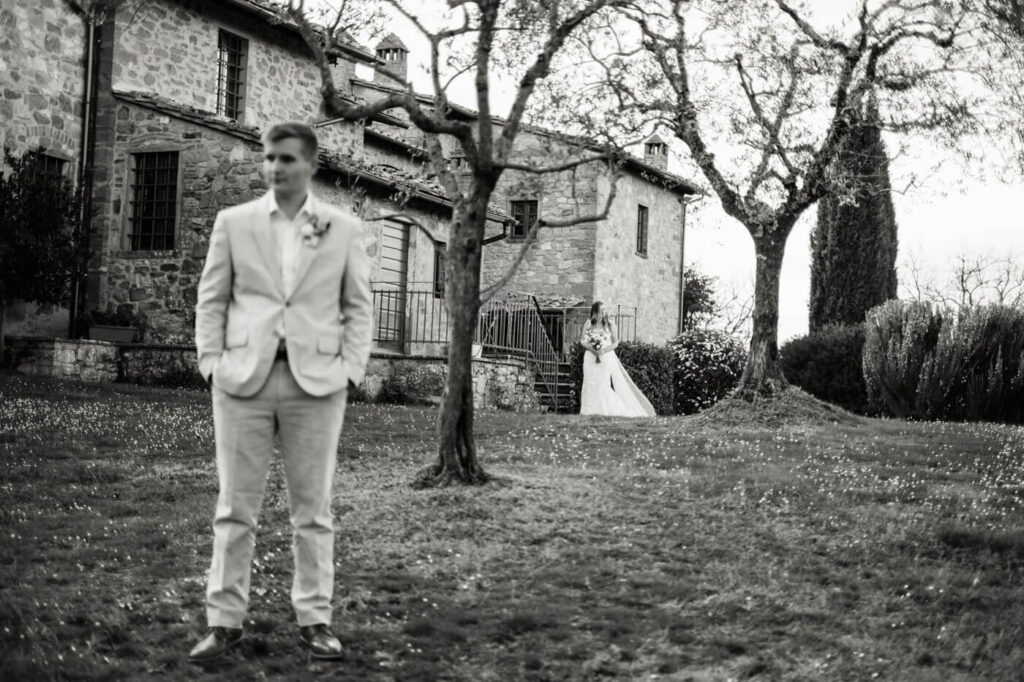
{"left": 864, "top": 301, "right": 1024, "bottom": 422}
{"left": 780, "top": 324, "right": 869, "bottom": 414}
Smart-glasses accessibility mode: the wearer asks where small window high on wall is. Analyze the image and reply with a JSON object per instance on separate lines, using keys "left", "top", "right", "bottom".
{"left": 434, "top": 244, "right": 446, "bottom": 299}
{"left": 636, "top": 204, "right": 648, "bottom": 257}
{"left": 216, "top": 29, "right": 248, "bottom": 121}
{"left": 510, "top": 199, "right": 538, "bottom": 239}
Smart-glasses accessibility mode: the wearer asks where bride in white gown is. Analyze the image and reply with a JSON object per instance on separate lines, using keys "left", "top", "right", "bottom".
{"left": 579, "top": 302, "right": 656, "bottom": 417}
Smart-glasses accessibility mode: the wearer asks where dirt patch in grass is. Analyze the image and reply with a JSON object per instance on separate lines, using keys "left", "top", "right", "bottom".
{"left": 2, "top": 372, "right": 1024, "bottom": 679}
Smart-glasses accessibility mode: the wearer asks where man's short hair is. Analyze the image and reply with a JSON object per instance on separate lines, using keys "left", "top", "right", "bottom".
{"left": 262, "top": 122, "right": 318, "bottom": 161}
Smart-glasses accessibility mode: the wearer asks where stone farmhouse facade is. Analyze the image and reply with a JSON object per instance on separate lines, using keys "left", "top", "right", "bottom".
{"left": 2, "top": 0, "right": 700, "bottom": 355}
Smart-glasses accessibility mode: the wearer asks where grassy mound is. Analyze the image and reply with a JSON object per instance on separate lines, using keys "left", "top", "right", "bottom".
{"left": 691, "top": 385, "right": 865, "bottom": 428}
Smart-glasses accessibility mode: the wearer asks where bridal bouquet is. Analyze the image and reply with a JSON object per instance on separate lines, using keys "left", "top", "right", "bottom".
{"left": 585, "top": 329, "right": 604, "bottom": 363}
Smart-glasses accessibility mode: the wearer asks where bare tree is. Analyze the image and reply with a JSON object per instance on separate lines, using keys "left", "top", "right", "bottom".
{"left": 572, "top": 0, "right": 994, "bottom": 398}
{"left": 711, "top": 280, "right": 755, "bottom": 341}
{"left": 901, "top": 249, "right": 1024, "bottom": 308}
{"left": 285, "top": 0, "right": 629, "bottom": 486}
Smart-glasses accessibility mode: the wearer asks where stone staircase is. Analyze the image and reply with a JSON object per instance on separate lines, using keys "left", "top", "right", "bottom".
{"left": 534, "top": 361, "right": 575, "bottom": 413}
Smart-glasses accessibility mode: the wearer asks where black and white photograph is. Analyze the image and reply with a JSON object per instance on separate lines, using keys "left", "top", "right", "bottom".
{"left": 2, "top": 0, "right": 1023, "bottom": 678}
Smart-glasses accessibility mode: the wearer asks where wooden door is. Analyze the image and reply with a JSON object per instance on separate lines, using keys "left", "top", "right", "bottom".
{"left": 375, "top": 221, "right": 409, "bottom": 351}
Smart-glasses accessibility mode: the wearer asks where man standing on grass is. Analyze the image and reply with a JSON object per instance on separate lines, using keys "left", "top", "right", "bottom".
{"left": 189, "top": 122, "right": 372, "bottom": 663}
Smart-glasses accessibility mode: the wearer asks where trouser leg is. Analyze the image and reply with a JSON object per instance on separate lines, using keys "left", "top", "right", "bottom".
{"left": 205, "top": 377, "right": 276, "bottom": 628}
{"left": 276, "top": 364, "right": 347, "bottom": 626}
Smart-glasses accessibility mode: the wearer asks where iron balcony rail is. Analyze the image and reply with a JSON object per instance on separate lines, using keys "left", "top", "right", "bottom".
{"left": 371, "top": 282, "right": 636, "bottom": 355}
{"left": 370, "top": 282, "right": 638, "bottom": 409}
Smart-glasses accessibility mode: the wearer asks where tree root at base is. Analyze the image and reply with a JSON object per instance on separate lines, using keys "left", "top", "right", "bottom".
{"left": 411, "top": 462, "right": 490, "bottom": 489}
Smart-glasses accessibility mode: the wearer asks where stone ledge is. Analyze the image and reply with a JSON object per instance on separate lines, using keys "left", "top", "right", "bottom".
{"left": 5, "top": 337, "right": 543, "bottom": 413}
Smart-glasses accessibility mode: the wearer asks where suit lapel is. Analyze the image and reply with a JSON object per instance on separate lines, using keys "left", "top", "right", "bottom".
{"left": 289, "top": 203, "right": 325, "bottom": 296}
{"left": 251, "top": 193, "right": 285, "bottom": 297}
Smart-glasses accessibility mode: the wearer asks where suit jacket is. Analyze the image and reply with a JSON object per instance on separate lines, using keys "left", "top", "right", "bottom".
{"left": 195, "top": 192, "right": 373, "bottom": 398}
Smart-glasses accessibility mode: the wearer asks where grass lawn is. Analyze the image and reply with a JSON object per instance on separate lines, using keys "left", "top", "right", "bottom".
{"left": 1, "top": 372, "right": 1023, "bottom": 681}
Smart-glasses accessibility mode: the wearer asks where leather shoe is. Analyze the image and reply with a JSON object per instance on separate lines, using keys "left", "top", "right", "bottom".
{"left": 299, "top": 623, "right": 344, "bottom": 660}
{"left": 188, "top": 626, "right": 242, "bottom": 663}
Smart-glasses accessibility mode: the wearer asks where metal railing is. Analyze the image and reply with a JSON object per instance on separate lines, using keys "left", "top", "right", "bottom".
{"left": 370, "top": 282, "right": 639, "bottom": 409}
{"left": 372, "top": 283, "right": 637, "bottom": 356}
{"left": 476, "top": 291, "right": 562, "bottom": 401}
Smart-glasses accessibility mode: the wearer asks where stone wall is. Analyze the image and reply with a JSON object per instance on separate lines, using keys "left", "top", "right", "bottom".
{"left": 593, "top": 172, "right": 685, "bottom": 343}
{"left": 0, "top": 0, "right": 86, "bottom": 165}
{"left": 7, "top": 337, "right": 119, "bottom": 383}
{"left": 111, "top": 0, "right": 361, "bottom": 156}
{"left": 480, "top": 131, "right": 601, "bottom": 301}
{"left": 360, "top": 355, "right": 540, "bottom": 412}
{"left": 94, "top": 100, "right": 265, "bottom": 342}
{"left": 121, "top": 344, "right": 202, "bottom": 387}
{"left": 6, "top": 338, "right": 540, "bottom": 412}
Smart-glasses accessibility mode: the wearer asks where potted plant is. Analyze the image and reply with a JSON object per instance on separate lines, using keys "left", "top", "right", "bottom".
{"left": 82, "top": 308, "right": 147, "bottom": 343}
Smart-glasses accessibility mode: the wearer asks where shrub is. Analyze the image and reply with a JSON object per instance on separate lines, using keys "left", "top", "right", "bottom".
{"left": 616, "top": 342, "right": 676, "bottom": 415}
{"left": 567, "top": 342, "right": 586, "bottom": 413}
{"left": 0, "top": 148, "right": 84, "bottom": 343}
{"left": 378, "top": 363, "right": 446, "bottom": 405}
{"left": 567, "top": 341, "right": 675, "bottom": 415}
{"left": 917, "top": 305, "right": 1024, "bottom": 422}
{"left": 667, "top": 329, "right": 746, "bottom": 415}
{"left": 347, "top": 382, "right": 370, "bottom": 404}
{"left": 780, "top": 324, "right": 869, "bottom": 414}
{"left": 864, "top": 301, "right": 1024, "bottom": 422}
{"left": 863, "top": 300, "right": 943, "bottom": 417}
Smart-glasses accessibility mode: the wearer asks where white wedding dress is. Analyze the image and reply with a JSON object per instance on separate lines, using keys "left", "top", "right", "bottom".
{"left": 579, "top": 325, "right": 656, "bottom": 417}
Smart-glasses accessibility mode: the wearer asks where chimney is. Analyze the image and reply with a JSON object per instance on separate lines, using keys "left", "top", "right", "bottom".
{"left": 643, "top": 134, "right": 668, "bottom": 171}
{"left": 374, "top": 33, "right": 409, "bottom": 85}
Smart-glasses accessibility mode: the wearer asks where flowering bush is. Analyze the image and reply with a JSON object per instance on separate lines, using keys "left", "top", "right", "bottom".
{"left": 781, "top": 324, "right": 869, "bottom": 414}
{"left": 668, "top": 329, "right": 746, "bottom": 415}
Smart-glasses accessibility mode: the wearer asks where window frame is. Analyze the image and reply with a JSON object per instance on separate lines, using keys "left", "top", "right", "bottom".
{"left": 216, "top": 29, "right": 248, "bottom": 122}
{"left": 510, "top": 199, "right": 539, "bottom": 240}
{"left": 645, "top": 142, "right": 665, "bottom": 157}
{"left": 636, "top": 204, "right": 649, "bottom": 258}
{"left": 433, "top": 243, "right": 446, "bottom": 299}
{"left": 125, "top": 148, "right": 183, "bottom": 253}
{"left": 30, "top": 153, "right": 69, "bottom": 188}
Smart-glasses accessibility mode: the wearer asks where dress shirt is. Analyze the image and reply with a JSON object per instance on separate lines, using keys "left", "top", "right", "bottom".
{"left": 268, "top": 192, "right": 316, "bottom": 341}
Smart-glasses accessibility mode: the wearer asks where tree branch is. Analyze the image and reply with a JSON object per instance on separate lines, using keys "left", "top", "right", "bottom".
{"left": 496, "top": 0, "right": 625, "bottom": 163}
{"left": 480, "top": 163, "right": 623, "bottom": 302}
{"left": 497, "top": 153, "right": 615, "bottom": 174}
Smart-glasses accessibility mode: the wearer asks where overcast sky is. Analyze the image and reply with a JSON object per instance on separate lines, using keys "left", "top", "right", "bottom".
{"left": 345, "top": 1, "right": 1024, "bottom": 341}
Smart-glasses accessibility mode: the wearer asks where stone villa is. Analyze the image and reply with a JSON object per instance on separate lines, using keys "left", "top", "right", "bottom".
{"left": 2, "top": 0, "right": 701, "bottom": 365}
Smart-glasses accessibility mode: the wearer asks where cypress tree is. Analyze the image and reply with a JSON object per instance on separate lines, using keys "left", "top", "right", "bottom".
{"left": 810, "top": 102, "right": 899, "bottom": 331}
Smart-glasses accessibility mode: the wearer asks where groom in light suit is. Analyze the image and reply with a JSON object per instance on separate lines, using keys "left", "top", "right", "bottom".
{"left": 189, "top": 122, "right": 372, "bottom": 663}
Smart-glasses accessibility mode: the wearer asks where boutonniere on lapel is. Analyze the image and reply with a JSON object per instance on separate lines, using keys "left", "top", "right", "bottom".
{"left": 300, "top": 215, "right": 331, "bottom": 248}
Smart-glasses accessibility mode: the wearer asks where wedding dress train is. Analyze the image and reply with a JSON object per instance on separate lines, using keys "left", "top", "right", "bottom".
{"left": 579, "top": 332, "right": 656, "bottom": 417}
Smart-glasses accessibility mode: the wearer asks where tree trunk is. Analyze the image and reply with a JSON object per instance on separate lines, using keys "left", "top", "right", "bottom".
{"left": 413, "top": 197, "right": 489, "bottom": 488}
{"left": 737, "top": 233, "right": 789, "bottom": 398}
{"left": 0, "top": 301, "right": 6, "bottom": 367}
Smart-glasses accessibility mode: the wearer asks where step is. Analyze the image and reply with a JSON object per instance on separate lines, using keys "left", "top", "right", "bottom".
{"left": 534, "top": 384, "right": 575, "bottom": 395}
